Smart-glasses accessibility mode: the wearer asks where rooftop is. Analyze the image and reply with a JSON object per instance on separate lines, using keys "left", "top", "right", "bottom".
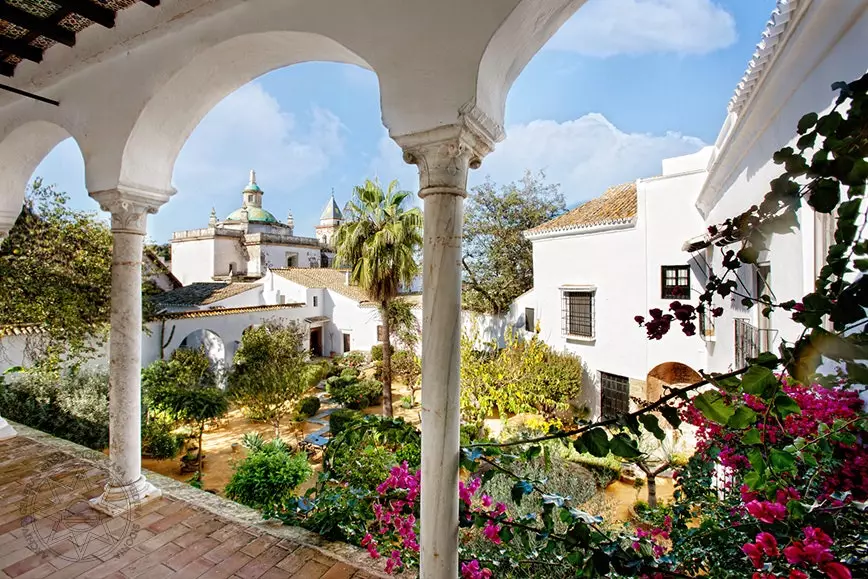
{"left": 525, "top": 182, "right": 638, "bottom": 237}
{"left": 272, "top": 268, "right": 373, "bottom": 305}
{"left": 149, "top": 282, "right": 261, "bottom": 308}
{"left": 0, "top": 423, "right": 383, "bottom": 578}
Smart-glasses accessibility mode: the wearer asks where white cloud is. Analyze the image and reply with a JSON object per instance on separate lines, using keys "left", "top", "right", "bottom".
{"left": 472, "top": 113, "right": 706, "bottom": 203}
{"left": 173, "top": 82, "right": 345, "bottom": 202}
{"left": 548, "top": 0, "right": 737, "bottom": 57}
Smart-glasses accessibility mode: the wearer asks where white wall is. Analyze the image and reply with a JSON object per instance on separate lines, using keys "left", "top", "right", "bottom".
{"left": 261, "top": 244, "right": 321, "bottom": 269}
{"left": 0, "top": 333, "right": 108, "bottom": 373}
{"left": 171, "top": 238, "right": 215, "bottom": 285}
{"left": 698, "top": 5, "right": 868, "bottom": 373}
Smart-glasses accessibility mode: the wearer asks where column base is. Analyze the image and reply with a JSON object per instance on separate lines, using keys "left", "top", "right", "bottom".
{"left": 89, "top": 475, "right": 162, "bottom": 517}
{"left": 0, "top": 417, "right": 16, "bottom": 440}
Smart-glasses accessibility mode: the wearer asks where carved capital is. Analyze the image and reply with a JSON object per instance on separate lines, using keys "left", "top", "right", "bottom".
{"left": 90, "top": 184, "right": 173, "bottom": 235}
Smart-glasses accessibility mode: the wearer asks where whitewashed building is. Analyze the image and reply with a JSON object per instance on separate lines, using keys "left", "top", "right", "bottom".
{"left": 170, "top": 170, "right": 339, "bottom": 285}
{"left": 520, "top": 0, "right": 867, "bottom": 418}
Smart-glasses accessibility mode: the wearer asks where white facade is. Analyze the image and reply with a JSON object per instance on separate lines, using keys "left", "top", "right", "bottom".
{"left": 522, "top": 0, "right": 868, "bottom": 416}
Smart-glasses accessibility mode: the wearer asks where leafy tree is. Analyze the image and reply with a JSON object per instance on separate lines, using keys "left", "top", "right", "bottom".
{"left": 0, "top": 180, "right": 112, "bottom": 363}
{"left": 228, "top": 322, "right": 312, "bottom": 437}
{"left": 463, "top": 172, "right": 565, "bottom": 313}
{"left": 334, "top": 179, "right": 423, "bottom": 417}
{"left": 386, "top": 297, "right": 420, "bottom": 352}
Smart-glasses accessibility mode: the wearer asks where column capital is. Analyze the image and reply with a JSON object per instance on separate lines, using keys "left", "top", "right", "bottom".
{"left": 394, "top": 103, "right": 504, "bottom": 198}
{"left": 90, "top": 184, "right": 174, "bottom": 234}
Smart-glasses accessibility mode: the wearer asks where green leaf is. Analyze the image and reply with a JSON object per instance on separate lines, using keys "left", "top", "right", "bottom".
{"left": 797, "top": 112, "right": 818, "bottom": 134}
{"left": 770, "top": 449, "right": 796, "bottom": 471}
{"left": 693, "top": 391, "right": 735, "bottom": 425}
{"left": 639, "top": 414, "right": 666, "bottom": 440}
{"left": 660, "top": 405, "right": 682, "bottom": 429}
{"left": 581, "top": 428, "right": 610, "bottom": 458}
{"left": 740, "top": 366, "right": 777, "bottom": 397}
{"left": 808, "top": 179, "right": 840, "bottom": 213}
{"left": 609, "top": 434, "right": 641, "bottom": 459}
{"left": 744, "top": 470, "right": 764, "bottom": 490}
{"left": 774, "top": 394, "right": 802, "bottom": 418}
{"left": 511, "top": 480, "right": 534, "bottom": 505}
{"left": 742, "top": 428, "right": 762, "bottom": 445}
{"left": 753, "top": 352, "right": 780, "bottom": 369}
{"left": 738, "top": 246, "right": 759, "bottom": 265}
{"left": 728, "top": 406, "right": 758, "bottom": 429}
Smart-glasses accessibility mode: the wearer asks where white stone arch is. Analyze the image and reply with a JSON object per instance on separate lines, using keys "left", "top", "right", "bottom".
{"left": 0, "top": 120, "right": 85, "bottom": 230}
{"left": 475, "top": 0, "right": 587, "bottom": 131}
{"left": 177, "top": 328, "right": 227, "bottom": 388}
{"left": 117, "top": 31, "right": 372, "bottom": 195}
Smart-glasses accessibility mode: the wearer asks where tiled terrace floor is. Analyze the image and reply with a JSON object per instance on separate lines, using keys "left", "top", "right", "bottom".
{"left": 0, "top": 432, "right": 382, "bottom": 579}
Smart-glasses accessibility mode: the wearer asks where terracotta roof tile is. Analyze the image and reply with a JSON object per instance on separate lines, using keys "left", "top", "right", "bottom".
{"left": 150, "top": 282, "right": 261, "bottom": 308}
{"left": 154, "top": 304, "right": 303, "bottom": 320}
{"left": 0, "top": 324, "right": 47, "bottom": 338}
{"left": 272, "top": 268, "right": 374, "bottom": 305}
{"left": 525, "top": 182, "right": 637, "bottom": 236}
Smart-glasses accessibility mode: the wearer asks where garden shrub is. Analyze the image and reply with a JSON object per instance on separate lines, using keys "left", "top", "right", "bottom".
{"left": 142, "top": 417, "right": 184, "bottom": 459}
{"left": 324, "top": 415, "right": 421, "bottom": 491}
{"left": 329, "top": 408, "right": 363, "bottom": 436}
{"left": 340, "top": 367, "right": 360, "bottom": 379}
{"left": 460, "top": 329, "right": 582, "bottom": 424}
{"left": 391, "top": 350, "right": 420, "bottom": 385}
{"left": 296, "top": 395, "right": 321, "bottom": 419}
{"left": 0, "top": 368, "right": 109, "bottom": 450}
{"left": 329, "top": 378, "right": 382, "bottom": 410}
{"left": 340, "top": 351, "right": 366, "bottom": 368}
{"left": 370, "top": 343, "right": 394, "bottom": 362}
{"left": 225, "top": 435, "right": 312, "bottom": 511}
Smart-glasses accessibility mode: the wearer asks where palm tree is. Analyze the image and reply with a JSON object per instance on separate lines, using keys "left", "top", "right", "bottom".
{"left": 334, "top": 179, "right": 422, "bottom": 417}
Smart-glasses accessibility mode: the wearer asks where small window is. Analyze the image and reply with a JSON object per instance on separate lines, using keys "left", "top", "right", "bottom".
{"left": 562, "top": 290, "right": 594, "bottom": 338}
{"left": 343, "top": 333, "right": 351, "bottom": 353}
{"left": 313, "top": 295, "right": 318, "bottom": 307}
{"left": 661, "top": 265, "right": 690, "bottom": 299}
{"left": 524, "top": 308, "right": 535, "bottom": 332}
{"left": 377, "top": 325, "right": 386, "bottom": 342}
{"left": 600, "top": 372, "right": 630, "bottom": 418}
{"left": 286, "top": 254, "right": 298, "bottom": 267}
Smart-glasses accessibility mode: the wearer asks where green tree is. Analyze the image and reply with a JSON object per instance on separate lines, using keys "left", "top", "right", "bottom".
{"left": 334, "top": 179, "right": 423, "bottom": 417}
{"left": 463, "top": 172, "right": 565, "bottom": 313}
{"left": 0, "top": 180, "right": 113, "bottom": 363}
{"left": 228, "top": 322, "right": 311, "bottom": 437}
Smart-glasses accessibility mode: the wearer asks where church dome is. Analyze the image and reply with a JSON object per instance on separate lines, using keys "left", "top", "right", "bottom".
{"left": 226, "top": 206, "right": 278, "bottom": 223}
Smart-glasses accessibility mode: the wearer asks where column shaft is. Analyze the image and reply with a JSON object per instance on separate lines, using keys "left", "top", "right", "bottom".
{"left": 420, "top": 190, "right": 464, "bottom": 577}
{"left": 0, "top": 231, "right": 16, "bottom": 440}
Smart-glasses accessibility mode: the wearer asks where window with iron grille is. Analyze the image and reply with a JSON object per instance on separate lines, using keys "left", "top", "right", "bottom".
{"left": 600, "top": 372, "right": 630, "bottom": 418}
{"left": 524, "top": 308, "right": 535, "bottom": 332}
{"left": 561, "top": 291, "right": 594, "bottom": 338}
{"left": 661, "top": 265, "right": 690, "bottom": 299}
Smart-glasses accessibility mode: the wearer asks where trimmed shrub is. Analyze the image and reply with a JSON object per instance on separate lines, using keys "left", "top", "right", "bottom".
{"left": 370, "top": 344, "right": 394, "bottom": 362}
{"left": 0, "top": 368, "right": 109, "bottom": 450}
{"left": 142, "top": 418, "right": 184, "bottom": 459}
{"left": 329, "top": 378, "right": 382, "bottom": 410}
{"left": 391, "top": 350, "right": 420, "bottom": 384}
{"left": 329, "top": 408, "right": 363, "bottom": 436}
{"left": 225, "top": 437, "right": 312, "bottom": 511}
{"left": 296, "top": 396, "right": 321, "bottom": 419}
{"left": 340, "top": 367, "right": 360, "bottom": 379}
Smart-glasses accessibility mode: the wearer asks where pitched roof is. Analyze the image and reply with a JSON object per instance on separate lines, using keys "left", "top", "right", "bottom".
{"left": 319, "top": 195, "right": 343, "bottom": 221}
{"left": 143, "top": 248, "right": 183, "bottom": 290}
{"left": 272, "top": 268, "right": 374, "bottom": 305}
{"left": 150, "top": 282, "right": 261, "bottom": 308}
{"left": 728, "top": 0, "right": 803, "bottom": 115}
{"left": 154, "top": 304, "right": 304, "bottom": 321}
{"left": 525, "top": 182, "right": 638, "bottom": 237}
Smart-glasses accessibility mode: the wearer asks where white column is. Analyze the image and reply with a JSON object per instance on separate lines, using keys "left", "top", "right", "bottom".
{"left": 399, "top": 120, "right": 496, "bottom": 578}
{"left": 89, "top": 187, "right": 170, "bottom": 516}
{"left": 0, "top": 225, "right": 17, "bottom": 440}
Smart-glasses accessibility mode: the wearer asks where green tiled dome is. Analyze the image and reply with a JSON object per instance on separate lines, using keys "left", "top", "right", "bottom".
{"left": 226, "top": 206, "right": 278, "bottom": 223}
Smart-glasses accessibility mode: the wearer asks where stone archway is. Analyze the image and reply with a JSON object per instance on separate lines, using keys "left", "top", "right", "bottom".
{"left": 646, "top": 362, "right": 701, "bottom": 403}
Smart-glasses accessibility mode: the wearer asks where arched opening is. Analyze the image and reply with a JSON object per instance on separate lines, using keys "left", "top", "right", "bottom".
{"left": 0, "top": 121, "right": 87, "bottom": 230}
{"left": 646, "top": 362, "right": 701, "bottom": 403}
{"left": 178, "top": 329, "right": 227, "bottom": 388}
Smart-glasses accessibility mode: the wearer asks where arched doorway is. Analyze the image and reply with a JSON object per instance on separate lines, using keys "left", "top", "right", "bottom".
{"left": 178, "top": 329, "right": 226, "bottom": 388}
{"left": 646, "top": 362, "right": 701, "bottom": 402}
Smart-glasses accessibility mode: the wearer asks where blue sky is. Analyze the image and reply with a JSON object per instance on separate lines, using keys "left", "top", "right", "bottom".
{"left": 33, "top": 0, "right": 775, "bottom": 244}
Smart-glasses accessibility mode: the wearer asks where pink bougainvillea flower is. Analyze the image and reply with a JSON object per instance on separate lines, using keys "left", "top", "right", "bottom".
{"left": 483, "top": 520, "right": 502, "bottom": 545}
{"left": 788, "top": 571, "right": 808, "bottom": 579}
{"left": 755, "top": 532, "right": 779, "bottom": 557}
{"left": 741, "top": 542, "right": 765, "bottom": 569}
{"left": 460, "top": 560, "right": 493, "bottom": 579}
{"left": 822, "top": 562, "right": 852, "bottom": 579}
{"left": 745, "top": 500, "right": 787, "bottom": 524}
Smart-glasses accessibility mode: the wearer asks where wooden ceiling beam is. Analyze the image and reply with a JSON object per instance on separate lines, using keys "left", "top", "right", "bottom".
{"left": 53, "top": 0, "right": 116, "bottom": 29}
{"left": 0, "top": 4, "right": 76, "bottom": 47}
{"left": 140, "top": 0, "right": 161, "bottom": 6}
{"left": 0, "top": 37, "right": 42, "bottom": 63}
